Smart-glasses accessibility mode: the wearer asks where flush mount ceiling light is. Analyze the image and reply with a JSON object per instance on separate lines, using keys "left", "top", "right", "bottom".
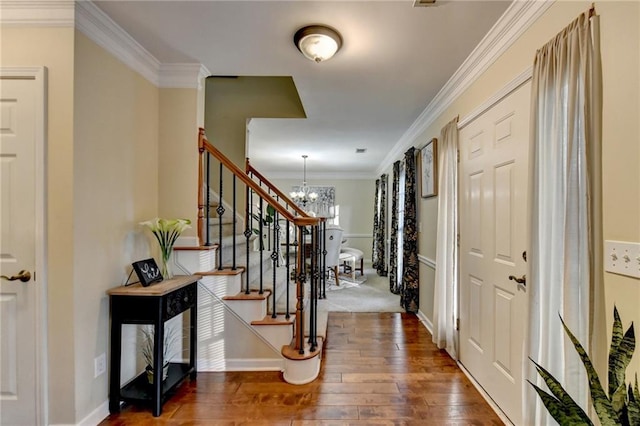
{"left": 294, "top": 25, "right": 342, "bottom": 63}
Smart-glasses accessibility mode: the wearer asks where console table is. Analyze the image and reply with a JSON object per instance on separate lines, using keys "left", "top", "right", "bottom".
{"left": 107, "top": 274, "right": 201, "bottom": 417}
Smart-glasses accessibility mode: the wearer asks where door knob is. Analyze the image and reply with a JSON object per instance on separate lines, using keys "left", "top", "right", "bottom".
{"left": 1, "top": 270, "right": 32, "bottom": 282}
{"left": 508, "top": 274, "right": 526, "bottom": 285}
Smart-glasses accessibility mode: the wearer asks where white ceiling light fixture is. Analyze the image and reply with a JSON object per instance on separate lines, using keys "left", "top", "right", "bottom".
{"left": 294, "top": 25, "right": 342, "bottom": 63}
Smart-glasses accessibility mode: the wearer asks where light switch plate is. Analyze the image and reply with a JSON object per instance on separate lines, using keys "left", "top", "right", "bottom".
{"left": 604, "top": 240, "right": 640, "bottom": 279}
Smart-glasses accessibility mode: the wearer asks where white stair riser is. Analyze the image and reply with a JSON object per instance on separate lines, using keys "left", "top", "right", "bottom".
{"left": 174, "top": 247, "right": 216, "bottom": 273}
{"left": 224, "top": 299, "right": 267, "bottom": 324}
{"left": 253, "top": 324, "right": 293, "bottom": 349}
{"left": 199, "top": 274, "right": 242, "bottom": 298}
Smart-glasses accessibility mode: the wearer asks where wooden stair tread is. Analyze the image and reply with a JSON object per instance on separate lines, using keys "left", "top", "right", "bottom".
{"left": 223, "top": 289, "right": 271, "bottom": 301}
{"left": 174, "top": 245, "right": 218, "bottom": 251}
{"left": 196, "top": 267, "right": 245, "bottom": 276}
{"left": 251, "top": 314, "right": 294, "bottom": 326}
{"left": 281, "top": 340, "right": 322, "bottom": 361}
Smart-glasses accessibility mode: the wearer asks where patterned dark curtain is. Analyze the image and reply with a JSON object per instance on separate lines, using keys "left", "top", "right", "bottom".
{"left": 389, "top": 161, "right": 401, "bottom": 294}
{"left": 372, "top": 175, "right": 388, "bottom": 276}
{"left": 400, "top": 148, "right": 419, "bottom": 312}
{"left": 371, "top": 178, "right": 380, "bottom": 267}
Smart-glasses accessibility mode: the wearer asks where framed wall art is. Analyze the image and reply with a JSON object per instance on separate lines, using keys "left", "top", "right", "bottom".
{"left": 420, "top": 138, "right": 437, "bottom": 198}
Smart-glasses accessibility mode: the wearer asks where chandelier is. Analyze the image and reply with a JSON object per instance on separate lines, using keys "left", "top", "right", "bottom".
{"left": 290, "top": 155, "right": 318, "bottom": 207}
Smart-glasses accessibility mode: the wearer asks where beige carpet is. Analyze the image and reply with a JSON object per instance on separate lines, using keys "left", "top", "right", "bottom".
{"left": 319, "top": 265, "right": 402, "bottom": 313}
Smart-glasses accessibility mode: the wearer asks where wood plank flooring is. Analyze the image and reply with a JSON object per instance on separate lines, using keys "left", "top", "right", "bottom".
{"left": 100, "top": 312, "right": 503, "bottom": 425}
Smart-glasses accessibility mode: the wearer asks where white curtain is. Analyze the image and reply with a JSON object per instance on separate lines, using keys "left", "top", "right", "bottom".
{"left": 432, "top": 117, "right": 459, "bottom": 358}
{"left": 525, "top": 9, "right": 603, "bottom": 425}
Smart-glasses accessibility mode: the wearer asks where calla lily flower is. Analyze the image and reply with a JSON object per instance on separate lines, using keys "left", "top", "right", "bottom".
{"left": 140, "top": 218, "right": 191, "bottom": 279}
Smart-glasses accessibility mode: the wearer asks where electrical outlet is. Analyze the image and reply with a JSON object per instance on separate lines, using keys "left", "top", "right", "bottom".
{"left": 605, "top": 240, "right": 640, "bottom": 279}
{"left": 94, "top": 353, "right": 106, "bottom": 378}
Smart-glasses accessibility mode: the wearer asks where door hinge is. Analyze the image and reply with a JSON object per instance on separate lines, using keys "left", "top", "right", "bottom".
{"left": 456, "top": 318, "right": 460, "bottom": 331}
{"left": 457, "top": 150, "right": 460, "bottom": 163}
{"left": 457, "top": 234, "right": 460, "bottom": 247}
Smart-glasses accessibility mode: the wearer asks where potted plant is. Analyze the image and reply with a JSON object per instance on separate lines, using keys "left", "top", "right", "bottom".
{"left": 530, "top": 306, "right": 639, "bottom": 425}
{"left": 139, "top": 325, "right": 179, "bottom": 384}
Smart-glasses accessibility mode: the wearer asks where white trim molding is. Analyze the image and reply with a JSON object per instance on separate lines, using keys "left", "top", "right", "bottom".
{"left": 75, "top": 1, "right": 160, "bottom": 85}
{"left": 418, "top": 254, "right": 436, "bottom": 270}
{"left": 343, "top": 233, "right": 371, "bottom": 239}
{"left": 159, "top": 63, "right": 211, "bottom": 89}
{"left": 417, "top": 310, "right": 433, "bottom": 335}
{"left": 2, "top": 1, "right": 210, "bottom": 89}
{"left": 265, "top": 171, "right": 377, "bottom": 180}
{"left": 0, "top": 0, "right": 74, "bottom": 26}
{"left": 458, "top": 66, "right": 533, "bottom": 129}
{"left": 377, "top": 0, "right": 554, "bottom": 175}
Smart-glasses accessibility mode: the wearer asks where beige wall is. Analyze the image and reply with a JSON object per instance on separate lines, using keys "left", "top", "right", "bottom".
{"left": 0, "top": 26, "right": 77, "bottom": 423}
{"left": 270, "top": 177, "right": 375, "bottom": 256}
{"left": 159, "top": 88, "right": 202, "bottom": 236}
{"left": 72, "top": 31, "right": 160, "bottom": 420}
{"left": 403, "top": 1, "right": 640, "bottom": 377}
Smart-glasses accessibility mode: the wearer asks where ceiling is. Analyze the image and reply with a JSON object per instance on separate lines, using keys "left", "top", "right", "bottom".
{"left": 94, "top": 0, "right": 512, "bottom": 179}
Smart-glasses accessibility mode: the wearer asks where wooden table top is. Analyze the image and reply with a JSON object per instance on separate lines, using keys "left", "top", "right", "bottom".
{"left": 107, "top": 275, "right": 202, "bottom": 297}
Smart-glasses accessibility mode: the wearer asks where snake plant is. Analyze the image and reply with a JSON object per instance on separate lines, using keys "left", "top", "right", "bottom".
{"left": 529, "top": 306, "right": 639, "bottom": 425}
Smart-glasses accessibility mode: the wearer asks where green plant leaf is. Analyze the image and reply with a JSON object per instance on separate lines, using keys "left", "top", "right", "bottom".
{"left": 559, "top": 314, "right": 620, "bottom": 425}
{"left": 628, "top": 375, "right": 640, "bottom": 426}
{"left": 611, "top": 383, "right": 629, "bottom": 423}
{"left": 528, "top": 381, "right": 594, "bottom": 425}
{"left": 609, "top": 320, "right": 636, "bottom": 403}
{"left": 609, "top": 306, "right": 625, "bottom": 396}
{"left": 530, "top": 359, "right": 592, "bottom": 423}
{"left": 266, "top": 204, "right": 276, "bottom": 217}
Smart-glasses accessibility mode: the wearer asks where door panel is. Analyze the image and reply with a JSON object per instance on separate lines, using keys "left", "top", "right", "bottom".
{"left": 0, "top": 74, "right": 40, "bottom": 425}
{"left": 459, "top": 81, "right": 530, "bottom": 424}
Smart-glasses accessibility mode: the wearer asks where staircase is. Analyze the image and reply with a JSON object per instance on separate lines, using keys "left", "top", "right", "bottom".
{"left": 170, "top": 128, "right": 328, "bottom": 384}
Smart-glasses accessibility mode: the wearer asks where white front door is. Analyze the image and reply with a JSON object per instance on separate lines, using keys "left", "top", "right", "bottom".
{"left": 0, "top": 68, "right": 46, "bottom": 425}
{"left": 458, "top": 81, "right": 530, "bottom": 424}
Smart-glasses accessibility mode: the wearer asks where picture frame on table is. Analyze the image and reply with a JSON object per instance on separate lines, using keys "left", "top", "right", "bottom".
{"left": 131, "top": 258, "right": 163, "bottom": 287}
{"left": 420, "top": 138, "right": 438, "bottom": 198}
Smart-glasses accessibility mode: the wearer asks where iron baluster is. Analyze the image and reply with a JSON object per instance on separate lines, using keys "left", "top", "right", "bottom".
{"left": 205, "top": 152, "right": 211, "bottom": 246}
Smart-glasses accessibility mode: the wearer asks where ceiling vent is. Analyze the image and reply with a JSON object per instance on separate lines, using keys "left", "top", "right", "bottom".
{"left": 355, "top": 148, "right": 366, "bottom": 154}
{"left": 413, "top": 0, "right": 436, "bottom": 6}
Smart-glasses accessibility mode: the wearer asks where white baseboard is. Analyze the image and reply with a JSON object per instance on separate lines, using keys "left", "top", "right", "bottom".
{"left": 73, "top": 399, "right": 110, "bottom": 426}
{"left": 197, "top": 357, "right": 284, "bottom": 372}
{"left": 416, "top": 309, "right": 433, "bottom": 334}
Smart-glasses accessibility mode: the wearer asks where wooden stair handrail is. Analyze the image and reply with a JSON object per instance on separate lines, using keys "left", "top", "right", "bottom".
{"left": 198, "top": 128, "right": 319, "bottom": 228}
{"left": 245, "top": 159, "right": 309, "bottom": 218}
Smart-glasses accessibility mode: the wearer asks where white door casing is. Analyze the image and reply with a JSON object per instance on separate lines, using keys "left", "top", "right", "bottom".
{"left": 0, "top": 67, "right": 47, "bottom": 425}
{"left": 458, "top": 81, "right": 530, "bottom": 424}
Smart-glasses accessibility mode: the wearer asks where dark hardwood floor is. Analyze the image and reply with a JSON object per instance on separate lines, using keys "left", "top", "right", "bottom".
{"left": 100, "top": 312, "right": 504, "bottom": 425}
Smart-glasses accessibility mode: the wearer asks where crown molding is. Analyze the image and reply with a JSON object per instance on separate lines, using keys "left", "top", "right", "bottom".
{"left": 159, "top": 63, "right": 211, "bottom": 90}
{"left": 75, "top": 1, "right": 160, "bottom": 86}
{"left": 265, "top": 171, "right": 376, "bottom": 180}
{"left": 377, "top": 0, "right": 554, "bottom": 175}
{"left": 4, "top": 1, "right": 208, "bottom": 89}
{"left": 0, "top": 0, "right": 74, "bottom": 26}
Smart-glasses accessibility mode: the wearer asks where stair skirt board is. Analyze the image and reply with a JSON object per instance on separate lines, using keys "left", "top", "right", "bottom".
{"left": 197, "top": 357, "right": 285, "bottom": 372}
